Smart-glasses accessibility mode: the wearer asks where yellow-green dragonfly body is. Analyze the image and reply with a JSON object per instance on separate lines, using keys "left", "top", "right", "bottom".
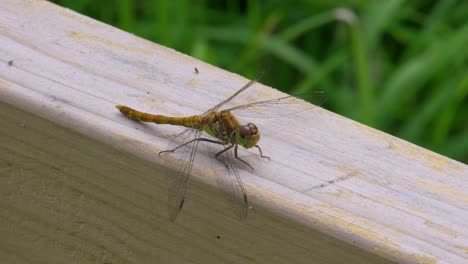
{"left": 116, "top": 75, "right": 322, "bottom": 221}
{"left": 115, "top": 106, "right": 261, "bottom": 151}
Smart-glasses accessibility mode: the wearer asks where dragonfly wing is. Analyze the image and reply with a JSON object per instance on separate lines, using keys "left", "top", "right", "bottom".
{"left": 204, "top": 72, "right": 265, "bottom": 115}
{"left": 216, "top": 145, "right": 249, "bottom": 220}
{"left": 166, "top": 127, "right": 203, "bottom": 221}
{"left": 225, "top": 91, "right": 326, "bottom": 118}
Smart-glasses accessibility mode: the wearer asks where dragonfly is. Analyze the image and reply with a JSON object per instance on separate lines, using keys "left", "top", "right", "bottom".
{"left": 116, "top": 73, "right": 324, "bottom": 221}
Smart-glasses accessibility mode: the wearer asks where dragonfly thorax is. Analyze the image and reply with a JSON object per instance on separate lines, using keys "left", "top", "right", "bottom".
{"left": 204, "top": 110, "right": 260, "bottom": 149}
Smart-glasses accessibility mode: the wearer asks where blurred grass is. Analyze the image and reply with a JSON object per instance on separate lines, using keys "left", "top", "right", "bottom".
{"left": 52, "top": 0, "right": 468, "bottom": 163}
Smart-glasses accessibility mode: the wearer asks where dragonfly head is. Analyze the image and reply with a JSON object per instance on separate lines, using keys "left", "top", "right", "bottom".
{"left": 236, "top": 123, "right": 260, "bottom": 149}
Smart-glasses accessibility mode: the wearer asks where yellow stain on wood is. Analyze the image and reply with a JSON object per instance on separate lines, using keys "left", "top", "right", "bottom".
{"left": 372, "top": 245, "right": 437, "bottom": 264}
{"left": 455, "top": 245, "right": 468, "bottom": 254}
{"left": 353, "top": 122, "right": 393, "bottom": 148}
{"left": 316, "top": 204, "right": 401, "bottom": 248}
{"left": 319, "top": 161, "right": 358, "bottom": 181}
{"left": 356, "top": 122, "right": 464, "bottom": 174}
{"left": 424, "top": 220, "right": 458, "bottom": 238}
{"left": 415, "top": 179, "right": 468, "bottom": 204}
{"left": 0, "top": 79, "right": 10, "bottom": 88}
{"left": 327, "top": 189, "right": 352, "bottom": 199}
{"left": 388, "top": 139, "right": 462, "bottom": 174}
{"left": 185, "top": 78, "right": 201, "bottom": 88}
{"left": 374, "top": 195, "right": 427, "bottom": 217}
{"left": 69, "top": 31, "right": 152, "bottom": 54}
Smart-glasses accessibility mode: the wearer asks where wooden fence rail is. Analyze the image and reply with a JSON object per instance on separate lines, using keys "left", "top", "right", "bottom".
{"left": 0, "top": 1, "right": 467, "bottom": 263}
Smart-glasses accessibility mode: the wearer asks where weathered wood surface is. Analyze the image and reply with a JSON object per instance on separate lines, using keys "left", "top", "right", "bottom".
{"left": 0, "top": 1, "right": 467, "bottom": 263}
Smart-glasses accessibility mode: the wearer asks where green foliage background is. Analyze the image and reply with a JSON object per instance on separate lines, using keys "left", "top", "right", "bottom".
{"left": 52, "top": 0, "right": 468, "bottom": 163}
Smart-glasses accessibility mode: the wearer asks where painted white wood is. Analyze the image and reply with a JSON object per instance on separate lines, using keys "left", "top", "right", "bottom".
{"left": 0, "top": 1, "right": 467, "bottom": 263}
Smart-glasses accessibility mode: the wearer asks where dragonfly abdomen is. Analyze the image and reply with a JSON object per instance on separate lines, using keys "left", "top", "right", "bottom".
{"left": 116, "top": 105, "right": 202, "bottom": 128}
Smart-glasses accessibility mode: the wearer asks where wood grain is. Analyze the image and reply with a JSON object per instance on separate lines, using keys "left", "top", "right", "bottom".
{"left": 0, "top": 1, "right": 467, "bottom": 263}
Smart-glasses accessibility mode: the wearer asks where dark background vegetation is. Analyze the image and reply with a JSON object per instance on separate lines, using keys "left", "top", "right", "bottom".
{"left": 51, "top": 0, "right": 468, "bottom": 163}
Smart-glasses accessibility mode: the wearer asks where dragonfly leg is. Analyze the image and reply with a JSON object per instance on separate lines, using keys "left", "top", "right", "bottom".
{"left": 254, "top": 145, "right": 270, "bottom": 160}
{"left": 214, "top": 144, "right": 234, "bottom": 158}
{"left": 214, "top": 144, "right": 234, "bottom": 169}
{"left": 159, "top": 138, "right": 224, "bottom": 156}
{"left": 234, "top": 144, "right": 254, "bottom": 171}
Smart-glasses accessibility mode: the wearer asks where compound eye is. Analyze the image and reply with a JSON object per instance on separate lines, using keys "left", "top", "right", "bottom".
{"left": 239, "top": 125, "right": 251, "bottom": 139}
{"left": 247, "top": 123, "right": 258, "bottom": 134}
